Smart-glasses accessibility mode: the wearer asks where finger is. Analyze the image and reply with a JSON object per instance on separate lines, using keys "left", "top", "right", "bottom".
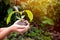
{"left": 24, "top": 20, "right": 30, "bottom": 25}
{"left": 24, "top": 20, "right": 28, "bottom": 23}
{"left": 25, "top": 25, "right": 30, "bottom": 30}
{"left": 16, "top": 29, "right": 26, "bottom": 34}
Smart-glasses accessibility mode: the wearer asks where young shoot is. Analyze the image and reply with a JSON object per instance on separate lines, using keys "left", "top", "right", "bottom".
{"left": 6, "top": 5, "right": 33, "bottom": 24}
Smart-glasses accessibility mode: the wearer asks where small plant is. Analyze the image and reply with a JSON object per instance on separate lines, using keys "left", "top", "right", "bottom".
{"left": 6, "top": 5, "right": 33, "bottom": 25}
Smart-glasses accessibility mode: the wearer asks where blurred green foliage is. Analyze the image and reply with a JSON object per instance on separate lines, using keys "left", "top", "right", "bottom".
{"left": 5, "top": 27, "right": 51, "bottom": 40}
{"left": 17, "top": 0, "right": 59, "bottom": 27}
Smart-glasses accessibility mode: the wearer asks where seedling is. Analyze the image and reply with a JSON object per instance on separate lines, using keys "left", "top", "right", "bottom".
{"left": 6, "top": 6, "right": 33, "bottom": 25}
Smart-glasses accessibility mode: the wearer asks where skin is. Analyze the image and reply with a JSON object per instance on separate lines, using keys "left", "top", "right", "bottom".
{"left": 0, "top": 20, "right": 30, "bottom": 40}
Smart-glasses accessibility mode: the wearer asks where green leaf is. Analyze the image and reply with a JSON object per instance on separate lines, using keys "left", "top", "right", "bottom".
{"left": 6, "top": 11, "right": 17, "bottom": 24}
{"left": 7, "top": 8, "right": 13, "bottom": 14}
{"left": 19, "top": 12, "right": 23, "bottom": 15}
{"left": 25, "top": 10, "right": 33, "bottom": 22}
{"left": 42, "top": 17, "right": 54, "bottom": 25}
{"left": 21, "top": 15, "right": 25, "bottom": 19}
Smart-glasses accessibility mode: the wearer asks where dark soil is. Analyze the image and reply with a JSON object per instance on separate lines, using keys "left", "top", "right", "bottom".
{"left": 17, "top": 20, "right": 27, "bottom": 26}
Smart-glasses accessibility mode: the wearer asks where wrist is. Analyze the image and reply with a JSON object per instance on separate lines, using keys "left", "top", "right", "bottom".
{"left": 8, "top": 25, "right": 14, "bottom": 32}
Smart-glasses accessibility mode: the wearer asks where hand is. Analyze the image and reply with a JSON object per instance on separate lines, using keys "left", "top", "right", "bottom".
{"left": 9, "top": 20, "right": 30, "bottom": 34}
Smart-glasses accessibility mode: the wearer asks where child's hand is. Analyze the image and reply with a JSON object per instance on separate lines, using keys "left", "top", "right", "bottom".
{"left": 9, "top": 20, "right": 30, "bottom": 34}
